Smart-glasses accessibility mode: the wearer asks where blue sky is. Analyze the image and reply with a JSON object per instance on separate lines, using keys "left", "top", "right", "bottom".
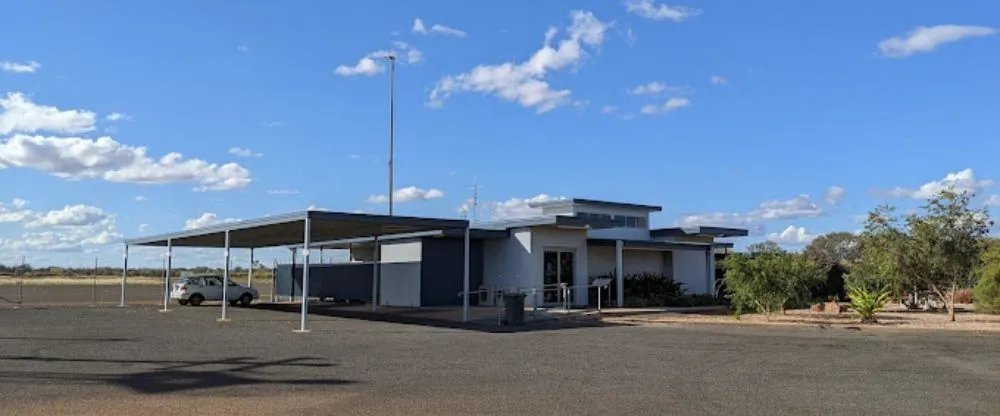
{"left": 1, "top": 0, "right": 999, "bottom": 268}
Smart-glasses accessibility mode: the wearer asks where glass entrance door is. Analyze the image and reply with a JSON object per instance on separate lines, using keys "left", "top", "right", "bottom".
{"left": 543, "top": 250, "right": 575, "bottom": 305}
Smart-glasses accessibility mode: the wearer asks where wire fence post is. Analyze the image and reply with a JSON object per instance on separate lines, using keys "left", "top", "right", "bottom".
{"left": 92, "top": 257, "right": 98, "bottom": 306}
{"left": 16, "top": 255, "right": 25, "bottom": 308}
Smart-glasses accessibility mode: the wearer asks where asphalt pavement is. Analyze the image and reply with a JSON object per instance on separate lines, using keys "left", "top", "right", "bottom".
{"left": 1, "top": 304, "right": 998, "bottom": 415}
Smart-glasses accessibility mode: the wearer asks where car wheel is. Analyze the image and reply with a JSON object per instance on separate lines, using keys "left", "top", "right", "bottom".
{"left": 239, "top": 293, "right": 253, "bottom": 307}
{"left": 178, "top": 300, "right": 189, "bottom": 306}
{"left": 188, "top": 294, "right": 204, "bottom": 306}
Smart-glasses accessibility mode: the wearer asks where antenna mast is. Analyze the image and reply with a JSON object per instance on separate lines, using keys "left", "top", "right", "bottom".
{"left": 471, "top": 178, "right": 480, "bottom": 223}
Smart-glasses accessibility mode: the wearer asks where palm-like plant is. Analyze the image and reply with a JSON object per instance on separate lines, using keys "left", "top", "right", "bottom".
{"left": 846, "top": 279, "right": 891, "bottom": 324}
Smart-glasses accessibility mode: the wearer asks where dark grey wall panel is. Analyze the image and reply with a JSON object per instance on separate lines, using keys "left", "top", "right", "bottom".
{"left": 419, "top": 237, "right": 484, "bottom": 306}
{"left": 275, "top": 263, "right": 374, "bottom": 300}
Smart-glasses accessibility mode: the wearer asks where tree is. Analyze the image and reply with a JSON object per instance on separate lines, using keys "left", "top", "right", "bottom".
{"left": 859, "top": 189, "right": 991, "bottom": 321}
{"left": 804, "top": 232, "right": 860, "bottom": 267}
{"left": 723, "top": 245, "right": 826, "bottom": 316}
{"left": 973, "top": 239, "right": 1000, "bottom": 314}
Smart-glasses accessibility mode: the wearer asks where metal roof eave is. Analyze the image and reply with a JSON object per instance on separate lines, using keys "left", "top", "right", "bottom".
{"left": 124, "top": 211, "right": 308, "bottom": 246}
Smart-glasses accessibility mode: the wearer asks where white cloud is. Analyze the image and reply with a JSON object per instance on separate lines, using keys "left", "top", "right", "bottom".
{"left": 625, "top": 0, "right": 701, "bottom": 22}
{"left": 237, "top": 45, "right": 250, "bottom": 53}
{"left": 367, "top": 186, "right": 445, "bottom": 203}
{"left": 138, "top": 223, "right": 148, "bottom": 233}
{"left": 427, "top": 10, "right": 611, "bottom": 113}
{"left": 430, "top": 24, "right": 466, "bottom": 38}
{"left": 640, "top": 97, "right": 690, "bottom": 114}
{"left": 987, "top": 195, "right": 1000, "bottom": 207}
{"left": 183, "top": 213, "right": 239, "bottom": 231}
{"left": 768, "top": 225, "right": 818, "bottom": 245}
{"left": 390, "top": 41, "right": 424, "bottom": 64}
{"left": 710, "top": 75, "right": 727, "bottom": 86}
{"left": 261, "top": 121, "right": 282, "bottom": 127}
{"left": 25, "top": 204, "right": 109, "bottom": 228}
{"left": 104, "top": 112, "right": 131, "bottom": 122}
{"left": 267, "top": 189, "right": 299, "bottom": 195}
{"left": 0, "top": 92, "right": 96, "bottom": 135}
{"left": 348, "top": 154, "right": 361, "bottom": 160}
{"left": 477, "top": 194, "right": 566, "bottom": 220}
{"left": 676, "top": 194, "right": 825, "bottom": 234}
{"left": 228, "top": 147, "right": 262, "bottom": 157}
{"left": 879, "top": 168, "right": 993, "bottom": 199}
{"left": 0, "top": 202, "right": 122, "bottom": 252}
{"left": 878, "top": 25, "right": 996, "bottom": 58}
{"left": 600, "top": 105, "right": 617, "bottom": 114}
{"left": 413, "top": 18, "right": 466, "bottom": 37}
{"left": 413, "top": 18, "right": 427, "bottom": 34}
{"left": 0, "top": 61, "right": 41, "bottom": 74}
{"left": 0, "top": 198, "right": 33, "bottom": 223}
{"left": 335, "top": 57, "right": 384, "bottom": 77}
{"left": 824, "top": 186, "right": 846, "bottom": 205}
{"left": 629, "top": 81, "right": 688, "bottom": 95}
{"left": 135, "top": 195, "right": 147, "bottom": 202}
{"left": 0, "top": 135, "right": 252, "bottom": 191}
{"left": 335, "top": 42, "right": 423, "bottom": 77}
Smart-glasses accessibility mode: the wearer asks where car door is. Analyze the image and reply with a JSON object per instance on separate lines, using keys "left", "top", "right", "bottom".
{"left": 202, "top": 277, "right": 224, "bottom": 300}
{"left": 225, "top": 280, "right": 243, "bottom": 301}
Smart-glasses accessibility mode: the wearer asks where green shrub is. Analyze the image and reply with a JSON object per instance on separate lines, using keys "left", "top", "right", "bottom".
{"left": 723, "top": 245, "right": 826, "bottom": 315}
{"left": 589, "top": 272, "right": 689, "bottom": 307}
{"left": 846, "top": 279, "right": 891, "bottom": 324}
{"left": 974, "top": 243, "right": 1000, "bottom": 314}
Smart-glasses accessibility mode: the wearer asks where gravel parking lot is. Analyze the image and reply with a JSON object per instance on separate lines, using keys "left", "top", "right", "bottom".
{"left": 2, "top": 304, "right": 999, "bottom": 415}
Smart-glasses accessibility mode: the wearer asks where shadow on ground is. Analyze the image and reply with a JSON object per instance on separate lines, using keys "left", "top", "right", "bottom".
{"left": 255, "top": 302, "right": 634, "bottom": 333}
{"left": 0, "top": 355, "right": 355, "bottom": 394}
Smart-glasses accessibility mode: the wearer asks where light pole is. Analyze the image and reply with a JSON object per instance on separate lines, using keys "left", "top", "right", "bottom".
{"left": 385, "top": 54, "right": 396, "bottom": 216}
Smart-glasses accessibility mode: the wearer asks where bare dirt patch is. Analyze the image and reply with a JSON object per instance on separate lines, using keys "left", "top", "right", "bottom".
{"left": 604, "top": 304, "right": 1000, "bottom": 332}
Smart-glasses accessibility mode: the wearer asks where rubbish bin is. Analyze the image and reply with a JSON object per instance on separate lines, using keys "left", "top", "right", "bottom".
{"left": 502, "top": 293, "right": 526, "bottom": 325}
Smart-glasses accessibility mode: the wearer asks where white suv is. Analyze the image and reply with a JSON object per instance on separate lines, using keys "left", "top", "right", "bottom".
{"left": 171, "top": 275, "right": 259, "bottom": 307}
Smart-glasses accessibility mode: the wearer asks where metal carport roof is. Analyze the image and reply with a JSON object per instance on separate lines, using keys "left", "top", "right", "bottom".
{"left": 118, "top": 210, "right": 473, "bottom": 332}
{"left": 124, "top": 210, "right": 470, "bottom": 248}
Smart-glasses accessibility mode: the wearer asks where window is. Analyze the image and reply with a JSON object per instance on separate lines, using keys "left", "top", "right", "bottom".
{"left": 579, "top": 212, "right": 647, "bottom": 228}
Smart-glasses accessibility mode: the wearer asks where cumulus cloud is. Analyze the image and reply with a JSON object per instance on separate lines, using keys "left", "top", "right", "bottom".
{"left": 600, "top": 105, "right": 617, "bottom": 114}
{"left": 427, "top": 10, "right": 611, "bottom": 113}
{"left": 710, "top": 75, "right": 727, "bottom": 86}
{"left": 768, "top": 225, "right": 818, "bottom": 245}
{"left": 104, "top": 112, "right": 131, "bottom": 122}
{"left": 471, "top": 194, "right": 566, "bottom": 220}
{"left": 367, "top": 186, "right": 445, "bottom": 203}
{"left": 675, "top": 194, "right": 825, "bottom": 234}
{"left": 625, "top": 0, "right": 701, "bottom": 22}
{"left": 878, "top": 25, "right": 996, "bottom": 58}
{"left": 184, "top": 213, "right": 240, "bottom": 231}
{"left": 335, "top": 42, "right": 423, "bottom": 76}
{"left": 0, "top": 92, "right": 96, "bottom": 135}
{"left": 640, "top": 97, "right": 690, "bottom": 114}
{"left": 0, "top": 135, "right": 252, "bottom": 191}
{"left": 824, "top": 186, "right": 846, "bottom": 205}
{"left": 334, "top": 57, "right": 384, "bottom": 76}
{"left": 0, "top": 198, "right": 33, "bottom": 223}
{"left": 25, "top": 204, "right": 109, "bottom": 228}
{"left": 134, "top": 195, "right": 148, "bottom": 202}
{"left": 0, "top": 201, "right": 122, "bottom": 252}
{"left": 876, "top": 168, "right": 993, "bottom": 199}
{"left": 413, "top": 18, "right": 466, "bottom": 37}
{"left": 0, "top": 61, "right": 41, "bottom": 74}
